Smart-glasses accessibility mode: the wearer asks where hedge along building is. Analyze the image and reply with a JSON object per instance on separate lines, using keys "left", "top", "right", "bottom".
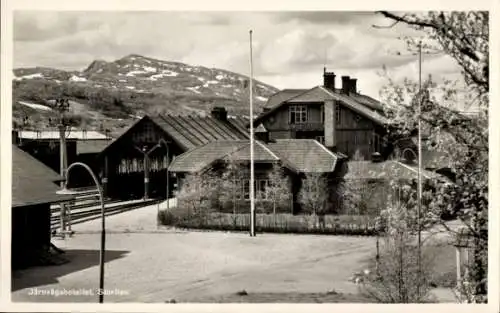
{"left": 96, "top": 107, "right": 249, "bottom": 200}
{"left": 168, "top": 138, "right": 347, "bottom": 214}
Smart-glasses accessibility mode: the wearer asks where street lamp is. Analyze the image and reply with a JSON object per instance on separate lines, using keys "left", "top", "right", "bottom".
{"left": 57, "top": 162, "right": 106, "bottom": 303}
{"left": 134, "top": 139, "right": 171, "bottom": 201}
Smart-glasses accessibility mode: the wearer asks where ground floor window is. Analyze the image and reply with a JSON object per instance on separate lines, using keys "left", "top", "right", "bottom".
{"left": 235, "top": 179, "right": 270, "bottom": 200}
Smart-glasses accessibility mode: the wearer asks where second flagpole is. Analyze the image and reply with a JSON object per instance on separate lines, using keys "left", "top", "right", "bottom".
{"left": 249, "top": 30, "right": 256, "bottom": 237}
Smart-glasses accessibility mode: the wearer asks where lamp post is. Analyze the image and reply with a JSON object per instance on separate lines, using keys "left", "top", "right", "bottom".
{"left": 134, "top": 142, "right": 163, "bottom": 200}
{"left": 57, "top": 162, "right": 106, "bottom": 303}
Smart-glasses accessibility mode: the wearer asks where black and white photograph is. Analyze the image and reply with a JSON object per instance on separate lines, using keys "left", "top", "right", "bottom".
{"left": 2, "top": 3, "right": 496, "bottom": 309}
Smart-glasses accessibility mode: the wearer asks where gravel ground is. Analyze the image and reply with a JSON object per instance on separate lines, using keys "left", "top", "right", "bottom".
{"left": 12, "top": 232, "right": 377, "bottom": 303}
{"left": 11, "top": 200, "right": 459, "bottom": 303}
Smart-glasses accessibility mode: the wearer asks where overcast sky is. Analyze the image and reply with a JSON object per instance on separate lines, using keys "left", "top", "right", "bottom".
{"left": 13, "top": 11, "right": 464, "bottom": 99}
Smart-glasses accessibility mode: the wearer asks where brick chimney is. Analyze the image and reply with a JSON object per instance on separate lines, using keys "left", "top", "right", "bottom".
{"left": 323, "top": 67, "right": 336, "bottom": 91}
{"left": 211, "top": 107, "right": 228, "bottom": 121}
{"left": 341, "top": 76, "right": 351, "bottom": 94}
{"left": 349, "top": 78, "right": 357, "bottom": 94}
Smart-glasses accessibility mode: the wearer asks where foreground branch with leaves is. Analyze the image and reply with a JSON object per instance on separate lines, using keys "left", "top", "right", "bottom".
{"left": 376, "top": 11, "right": 488, "bottom": 302}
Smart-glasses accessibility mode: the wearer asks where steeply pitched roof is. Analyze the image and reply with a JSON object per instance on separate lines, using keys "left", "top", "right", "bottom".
{"left": 12, "top": 145, "right": 73, "bottom": 208}
{"left": 268, "top": 139, "right": 339, "bottom": 173}
{"left": 151, "top": 114, "right": 249, "bottom": 151}
{"left": 77, "top": 139, "right": 112, "bottom": 155}
{"left": 100, "top": 114, "right": 250, "bottom": 156}
{"left": 264, "top": 89, "right": 309, "bottom": 109}
{"left": 227, "top": 115, "right": 251, "bottom": 135}
{"left": 344, "top": 160, "right": 449, "bottom": 182}
{"left": 168, "top": 140, "right": 280, "bottom": 173}
{"left": 253, "top": 86, "right": 389, "bottom": 127}
{"left": 319, "top": 87, "right": 388, "bottom": 125}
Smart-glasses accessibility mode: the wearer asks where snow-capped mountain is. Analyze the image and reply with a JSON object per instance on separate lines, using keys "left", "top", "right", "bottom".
{"left": 12, "top": 54, "right": 279, "bottom": 132}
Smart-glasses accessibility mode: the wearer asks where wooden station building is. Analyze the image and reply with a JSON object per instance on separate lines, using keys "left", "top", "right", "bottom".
{"left": 96, "top": 108, "right": 249, "bottom": 200}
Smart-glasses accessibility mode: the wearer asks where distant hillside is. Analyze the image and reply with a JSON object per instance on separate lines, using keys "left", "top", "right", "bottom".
{"left": 12, "top": 54, "right": 279, "bottom": 133}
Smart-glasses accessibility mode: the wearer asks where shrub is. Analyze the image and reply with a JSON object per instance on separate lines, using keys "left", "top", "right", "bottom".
{"left": 356, "top": 238, "right": 436, "bottom": 303}
{"left": 157, "top": 210, "right": 177, "bottom": 226}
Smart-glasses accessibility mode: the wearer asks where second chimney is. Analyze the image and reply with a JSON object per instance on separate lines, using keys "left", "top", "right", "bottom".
{"left": 349, "top": 78, "right": 357, "bottom": 94}
{"left": 341, "top": 76, "right": 350, "bottom": 94}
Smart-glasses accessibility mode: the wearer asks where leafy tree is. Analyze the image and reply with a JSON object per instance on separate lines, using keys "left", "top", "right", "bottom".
{"left": 376, "top": 11, "right": 488, "bottom": 301}
{"left": 342, "top": 150, "right": 381, "bottom": 215}
{"left": 265, "top": 163, "right": 292, "bottom": 221}
{"left": 219, "top": 154, "right": 249, "bottom": 215}
{"left": 298, "top": 172, "right": 328, "bottom": 229}
{"left": 175, "top": 171, "right": 218, "bottom": 226}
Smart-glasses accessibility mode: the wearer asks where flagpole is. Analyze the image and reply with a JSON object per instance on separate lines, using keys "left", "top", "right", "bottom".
{"left": 249, "top": 30, "right": 256, "bottom": 237}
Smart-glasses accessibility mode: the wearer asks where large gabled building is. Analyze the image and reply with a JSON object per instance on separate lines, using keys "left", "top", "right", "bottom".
{"left": 252, "top": 69, "right": 390, "bottom": 159}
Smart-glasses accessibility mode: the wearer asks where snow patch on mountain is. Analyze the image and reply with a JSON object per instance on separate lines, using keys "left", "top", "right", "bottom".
{"left": 19, "top": 101, "right": 53, "bottom": 111}
{"left": 70, "top": 75, "right": 87, "bottom": 82}
{"left": 186, "top": 86, "right": 201, "bottom": 94}
{"left": 143, "top": 66, "right": 157, "bottom": 73}
{"left": 14, "top": 73, "right": 44, "bottom": 80}
{"left": 126, "top": 70, "right": 148, "bottom": 76}
{"left": 150, "top": 70, "right": 179, "bottom": 80}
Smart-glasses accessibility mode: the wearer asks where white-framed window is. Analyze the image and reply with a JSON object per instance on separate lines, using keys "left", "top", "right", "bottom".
{"left": 234, "top": 179, "right": 270, "bottom": 200}
{"left": 289, "top": 105, "right": 308, "bottom": 124}
{"left": 335, "top": 103, "right": 341, "bottom": 125}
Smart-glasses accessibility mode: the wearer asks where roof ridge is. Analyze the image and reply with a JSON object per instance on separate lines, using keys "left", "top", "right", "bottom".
{"left": 219, "top": 141, "right": 250, "bottom": 162}
{"left": 319, "top": 86, "right": 387, "bottom": 126}
{"left": 169, "top": 141, "right": 213, "bottom": 168}
{"left": 255, "top": 140, "right": 280, "bottom": 160}
{"left": 283, "top": 85, "right": 323, "bottom": 103}
{"left": 311, "top": 140, "right": 338, "bottom": 171}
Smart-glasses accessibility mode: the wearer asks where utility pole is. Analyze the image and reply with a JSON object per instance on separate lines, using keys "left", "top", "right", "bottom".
{"left": 53, "top": 98, "right": 71, "bottom": 238}
{"left": 416, "top": 41, "right": 423, "bottom": 299}
{"left": 54, "top": 99, "right": 70, "bottom": 188}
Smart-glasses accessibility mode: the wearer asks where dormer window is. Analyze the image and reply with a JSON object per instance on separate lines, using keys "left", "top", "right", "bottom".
{"left": 289, "top": 105, "right": 308, "bottom": 124}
